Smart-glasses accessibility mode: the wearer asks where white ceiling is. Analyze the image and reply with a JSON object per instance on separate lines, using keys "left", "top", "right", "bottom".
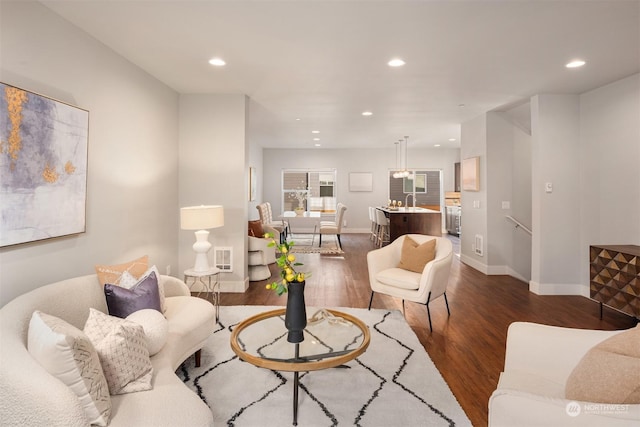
{"left": 41, "top": 0, "right": 639, "bottom": 149}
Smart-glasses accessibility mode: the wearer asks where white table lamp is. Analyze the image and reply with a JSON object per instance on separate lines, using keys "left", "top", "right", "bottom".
{"left": 180, "top": 205, "right": 224, "bottom": 272}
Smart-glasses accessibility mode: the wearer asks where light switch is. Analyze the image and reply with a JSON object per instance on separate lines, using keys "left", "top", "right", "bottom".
{"left": 473, "top": 200, "right": 480, "bottom": 209}
{"left": 502, "top": 201, "right": 510, "bottom": 209}
{"left": 545, "top": 182, "right": 553, "bottom": 193}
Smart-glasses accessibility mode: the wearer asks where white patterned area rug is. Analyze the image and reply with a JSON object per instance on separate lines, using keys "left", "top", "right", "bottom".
{"left": 177, "top": 305, "right": 471, "bottom": 427}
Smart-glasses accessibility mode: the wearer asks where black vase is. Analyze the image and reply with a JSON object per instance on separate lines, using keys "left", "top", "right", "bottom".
{"left": 285, "top": 281, "right": 307, "bottom": 343}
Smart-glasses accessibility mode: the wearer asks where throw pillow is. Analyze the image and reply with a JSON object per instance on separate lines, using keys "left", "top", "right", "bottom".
{"left": 95, "top": 255, "right": 149, "bottom": 286}
{"left": 120, "top": 265, "right": 166, "bottom": 313}
{"left": 84, "top": 308, "right": 153, "bottom": 395}
{"left": 565, "top": 325, "right": 640, "bottom": 404}
{"left": 28, "top": 311, "right": 111, "bottom": 426}
{"left": 104, "top": 271, "right": 162, "bottom": 318}
{"left": 398, "top": 237, "right": 437, "bottom": 273}
{"left": 126, "top": 309, "right": 169, "bottom": 356}
{"left": 248, "top": 220, "right": 265, "bottom": 237}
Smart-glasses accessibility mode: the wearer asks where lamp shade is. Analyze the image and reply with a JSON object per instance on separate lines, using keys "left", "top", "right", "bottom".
{"left": 180, "top": 205, "right": 224, "bottom": 230}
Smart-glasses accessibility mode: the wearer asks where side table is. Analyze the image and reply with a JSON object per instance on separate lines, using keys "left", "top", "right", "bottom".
{"left": 184, "top": 267, "right": 221, "bottom": 323}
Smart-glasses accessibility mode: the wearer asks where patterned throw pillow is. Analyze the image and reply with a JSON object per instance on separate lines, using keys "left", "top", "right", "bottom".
{"left": 84, "top": 308, "right": 153, "bottom": 395}
{"left": 398, "top": 237, "right": 437, "bottom": 273}
{"left": 28, "top": 311, "right": 111, "bottom": 426}
{"left": 95, "top": 255, "right": 149, "bottom": 286}
{"left": 104, "top": 271, "right": 162, "bottom": 318}
{"left": 120, "top": 265, "right": 166, "bottom": 313}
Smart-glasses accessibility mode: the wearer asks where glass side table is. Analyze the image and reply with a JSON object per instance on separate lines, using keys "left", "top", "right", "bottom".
{"left": 184, "top": 267, "right": 221, "bottom": 323}
{"left": 230, "top": 308, "right": 370, "bottom": 425}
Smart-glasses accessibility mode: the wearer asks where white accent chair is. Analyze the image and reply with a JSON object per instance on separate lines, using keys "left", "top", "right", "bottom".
{"left": 318, "top": 203, "right": 347, "bottom": 249}
{"left": 248, "top": 236, "right": 276, "bottom": 281}
{"left": 256, "top": 202, "right": 288, "bottom": 242}
{"left": 489, "top": 322, "right": 640, "bottom": 427}
{"left": 367, "top": 234, "right": 453, "bottom": 331}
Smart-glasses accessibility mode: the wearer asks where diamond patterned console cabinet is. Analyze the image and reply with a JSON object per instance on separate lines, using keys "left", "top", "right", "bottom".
{"left": 590, "top": 245, "right": 640, "bottom": 318}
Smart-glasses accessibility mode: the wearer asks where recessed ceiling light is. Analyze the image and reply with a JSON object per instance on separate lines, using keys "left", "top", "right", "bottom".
{"left": 295, "top": 118, "right": 301, "bottom": 121}
{"left": 566, "top": 59, "right": 586, "bottom": 68}
{"left": 314, "top": 143, "right": 321, "bottom": 147}
{"left": 458, "top": 104, "right": 465, "bottom": 108}
{"left": 449, "top": 138, "right": 456, "bottom": 142}
{"left": 434, "top": 144, "right": 441, "bottom": 147}
{"left": 313, "top": 138, "right": 320, "bottom": 141}
{"left": 208, "top": 58, "right": 226, "bottom": 66}
{"left": 311, "top": 130, "right": 320, "bottom": 134}
{"left": 362, "top": 111, "right": 373, "bottom": 116}
{"left": 388, "top": 58, "right": 405, "bottom": 67}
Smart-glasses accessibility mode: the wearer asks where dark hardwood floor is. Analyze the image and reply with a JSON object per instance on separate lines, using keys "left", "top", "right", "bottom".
{"left": 219, "top": 233, "right": 637, "bottom": 427}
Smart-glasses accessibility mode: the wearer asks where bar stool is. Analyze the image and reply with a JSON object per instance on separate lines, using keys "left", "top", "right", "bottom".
{"left": 374, "top": 209, "right": 390, "bottom": 247}
{"left": 368, "top": 207, "right": 377, "bottom": 242}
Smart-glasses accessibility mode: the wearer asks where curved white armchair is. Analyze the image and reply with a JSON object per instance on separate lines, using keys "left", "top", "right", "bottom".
{"left": 248, "top": 235, "right": 276, "bottom": 281}
{"left": 489, "top": 322, "right": 640, "bottom": 426}
{"left": 367, "top": 234, "right": 453, "bottom": 331}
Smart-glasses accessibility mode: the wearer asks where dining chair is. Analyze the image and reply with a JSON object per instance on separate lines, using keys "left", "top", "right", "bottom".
{"left": 318, "top": 203, "right": 347, "bottom": 249}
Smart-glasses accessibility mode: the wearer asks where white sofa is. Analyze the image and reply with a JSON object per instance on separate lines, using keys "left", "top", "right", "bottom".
{"left": 489, "top": 322, "right": 640, "bottom": 426}
{"left": 0, "top": 274, "right": 215, "bottom": 427}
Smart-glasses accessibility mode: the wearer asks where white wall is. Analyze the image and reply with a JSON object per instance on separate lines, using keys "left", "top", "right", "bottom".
{"left": 460, "top": 115, "right": 488, "bottom": 268}
{"left": 511, "top": 124, "right": 532, "bottom": 281}
{"left": 579, "top": 74, "right": 640, "bottom": 290}
{"left": 178, "top": 94, "right": 249, "bottom": 292}
{"left": 486, "top": 113, "right": 514, "bottom": 271}
{"left": 262, "top": 147, "right": 460, "bottom": 232}
{"left": 0, "top": 1, "right": 180, "bottom": 306}
{"left": 530, "top": 94, "right": 582, "bottom": 295}
{"left": 460, "top": 75, "right": 638, "bottom": 296}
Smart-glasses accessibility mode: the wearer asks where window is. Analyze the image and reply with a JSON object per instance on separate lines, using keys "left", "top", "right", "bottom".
{"left": 282, "top": 169, "right": 337, "bottom": 212}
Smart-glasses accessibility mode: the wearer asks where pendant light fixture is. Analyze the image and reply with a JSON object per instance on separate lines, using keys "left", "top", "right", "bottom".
{"left": 393, "top": 141, "right": 402, "bottom": 178}
{"left": 393, "top": 136, "right": 411, "bottom": 178}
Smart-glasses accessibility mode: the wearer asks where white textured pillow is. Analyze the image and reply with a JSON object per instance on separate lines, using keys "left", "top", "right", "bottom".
{"left": 126, "top": 309, "right": 169, "bottom": 356}
{"left": 120, "top": 265, "right": 166, "bottom": 313}
{"left": 28, "top": 311, "right": 111, "bottom": 426}
{"left": 83, "top": 308, "right": 153, "bottom": 395}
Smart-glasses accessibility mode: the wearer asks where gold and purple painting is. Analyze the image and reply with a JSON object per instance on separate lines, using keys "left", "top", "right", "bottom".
{"left": 0, "top": 83, "right": 88, "bottom": 247}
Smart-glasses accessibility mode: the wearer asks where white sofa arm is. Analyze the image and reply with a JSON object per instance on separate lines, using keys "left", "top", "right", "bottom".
{"left": 504, "top": 322, "right": 626, "bottom": 384}
{"left": 367, "top": 240, "right": 400, "bottom": 277}
{"left": 160, "top": 275, "right": 190, "bottom": 298}
{"left": 262, "top": 224, "right": 281, "bottom": 241}
{"left": 489, "top": 388, "right": 640, "bottom": 427}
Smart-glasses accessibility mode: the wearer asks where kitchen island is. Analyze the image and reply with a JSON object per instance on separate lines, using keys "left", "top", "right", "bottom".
{"left": 378, "top": 206, "right": 442, "bottom": 241}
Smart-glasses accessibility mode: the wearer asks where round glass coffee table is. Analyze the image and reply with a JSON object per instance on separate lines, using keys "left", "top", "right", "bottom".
{"left": 230, "top": 308, "right": 370, "bottom": 426}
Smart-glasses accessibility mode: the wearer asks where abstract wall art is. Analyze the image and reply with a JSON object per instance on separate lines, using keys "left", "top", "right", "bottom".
{"left": 0, "top": 83, "right": 89, "bottom": 247}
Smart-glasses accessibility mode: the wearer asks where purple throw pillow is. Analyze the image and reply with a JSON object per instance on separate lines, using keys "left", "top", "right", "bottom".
{"left": 104, "top": 271, "right": 162, "bottom": 318}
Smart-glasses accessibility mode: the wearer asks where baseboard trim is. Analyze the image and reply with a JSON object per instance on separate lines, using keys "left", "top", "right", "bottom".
{"left": 529, "top": 281, "right": 587, "bottom": 296}
{"left": 220, "top": 279, "right": 248, "bottom": 293}
{"left": 460, "top": 254, "right": 488, "bottom": 274}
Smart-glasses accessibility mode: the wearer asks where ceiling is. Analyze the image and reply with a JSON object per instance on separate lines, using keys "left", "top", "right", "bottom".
{"left": 41, "top": 1, "right": 639, "bottom": 150}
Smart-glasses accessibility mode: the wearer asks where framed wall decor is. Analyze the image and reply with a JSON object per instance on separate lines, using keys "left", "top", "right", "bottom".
{"left": 0, "top": 83, "right": 89, "bottom": 247}
{"left": 349, "top": 172, "right": 373, "bottom": 192}
{"left": 462, "top": 156, "right": 480, "bottom": 191}
{"left": 248, "top": 167, "right": 256, "bottom": 201}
